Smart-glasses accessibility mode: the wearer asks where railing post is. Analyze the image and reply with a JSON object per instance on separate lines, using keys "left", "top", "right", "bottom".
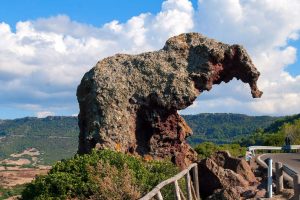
{"left": 174, "top": 180, "right": 181, "bottom": 200}
{"left": 267, "top": 158, "right": 273, "bottom": 198}
{"left": 293, "top": 174, "right": 300, "bottom": 200}
{"left": 275, "top": 162, "right": 283, "bottom": 194}
{"left": 156, "top": 191, "right": 163, "bottom": 200}
{"left": 192, "top": 165, "right": 200, "bottom": 200}
{"left": 185, "top": 172, "right": 192, "bottom": 200}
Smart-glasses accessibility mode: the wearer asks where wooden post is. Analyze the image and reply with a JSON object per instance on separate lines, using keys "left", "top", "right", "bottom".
{"left": 293, "top": 174, "right": 300, "bottom": 200}
{"left": 156, "top": 191, "right": 163, "bottom": 200}
{"left": 192, "top": 165, "right": 200, "bottom": 200}
{"left": 275, "top": 162, "right": 283, "bottom": 194}
{"left": 185, "top": 172, "right": 192, "bottom": 200}
{"left": 174, "top": 180, "right": 181, "bottom": 200}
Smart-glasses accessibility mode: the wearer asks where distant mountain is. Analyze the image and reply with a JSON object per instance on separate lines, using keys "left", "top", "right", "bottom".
{"left": 0, "top": 113, "right": 283, "bottom": 164}
{"left": 182, "top": 113, "right": 280, "bottom": 145}
{"left": 0, "top": 116, "right": 78, "bottom": 164}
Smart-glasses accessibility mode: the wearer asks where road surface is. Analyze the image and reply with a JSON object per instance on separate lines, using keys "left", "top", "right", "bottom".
{"left": 260, "top": 153, "right": 300, "bottom": 173}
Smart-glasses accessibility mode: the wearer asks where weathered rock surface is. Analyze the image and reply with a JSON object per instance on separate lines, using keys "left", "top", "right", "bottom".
{"left": 77, "top": 33, "right": 262, "bottom": 168}
{"left": 199, "top": 151, "right": 263, "bottom": 200}
{"left": 211, "top": 151, "right": 257, "bottom": 183}
{"left": 198, "top": 157, "right": 249, "bottom": 198}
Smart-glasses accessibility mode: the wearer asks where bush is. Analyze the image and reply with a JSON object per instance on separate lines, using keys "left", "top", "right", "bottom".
{"left": 21, "top": 149, "right": 179, "bottom": 200}
{"left": 194, "top": 142, "right": 246, "bottom": 159}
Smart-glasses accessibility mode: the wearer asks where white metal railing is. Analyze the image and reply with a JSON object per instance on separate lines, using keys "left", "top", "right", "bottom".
{"left": 140, "top": 163, "right": 200, "bottom": 200}
{"left": 250, "top": 145, "right": 300, "bottom": 200}
{"left": 247, "top": 145, "right": 300, "bottom": 156}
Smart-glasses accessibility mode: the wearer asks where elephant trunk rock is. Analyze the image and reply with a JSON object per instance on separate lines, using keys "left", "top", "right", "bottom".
{"left": 77, "top": 33, "right": 262, "bottom": 169}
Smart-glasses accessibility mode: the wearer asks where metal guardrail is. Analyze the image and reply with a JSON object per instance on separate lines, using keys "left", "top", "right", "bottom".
{"left": 247, "top": 145, "right": 300, "bottom": 155}
{"left": 249, "top": 145, "right": 300, "bottom": 200}
{"left": 140, "top": 163, "right": 200, "bottom": 200}
{"left": 275, "top": 161, "right": 300, "bottom": 200}
{"left": 283, "top": 164, "right": 298, "bottom": 177}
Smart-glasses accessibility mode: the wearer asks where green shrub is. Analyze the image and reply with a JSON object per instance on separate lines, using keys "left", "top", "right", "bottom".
{"left": 194, "top": 142, "right": 246, "bottom": 159}
{"left": 194, "top": 142, "right": 219, "bottom": 159}
{"left": 21, "top": 149, "right": 179, "bottom": 200}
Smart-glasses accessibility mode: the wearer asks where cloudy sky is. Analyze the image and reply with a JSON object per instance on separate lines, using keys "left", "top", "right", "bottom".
{"left": 0, "top": 0, "right": 300, "bottom": 119}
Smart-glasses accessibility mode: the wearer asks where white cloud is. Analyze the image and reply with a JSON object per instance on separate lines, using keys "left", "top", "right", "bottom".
{"left": 36, "top": 111, "right": 55, "bottom": 118}
{"left": 192, "top": 0, "right": 300, "bottom": 115}
{"left": 0, "top": 0, "right": 195, "bottom": 118}
{"left": 1, "top": 0, "right": 300, "bottom": 117}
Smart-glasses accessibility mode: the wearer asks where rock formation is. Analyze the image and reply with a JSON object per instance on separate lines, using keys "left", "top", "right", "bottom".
{"left": 77, "top": 33, "right": 262, "bottom": 168}
{"left": 198, "top": 151, "right": 265, "bottom": 200}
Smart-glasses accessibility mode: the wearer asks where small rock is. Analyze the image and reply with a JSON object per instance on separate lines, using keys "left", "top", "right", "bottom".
{"left": 255, "top": 189, "right": 267, "bottom": 198}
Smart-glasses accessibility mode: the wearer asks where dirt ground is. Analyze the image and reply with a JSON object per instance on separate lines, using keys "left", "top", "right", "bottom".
{"left": 0, "top": 148, "right": 51, "bottom": 189}
{"left": 0, "top": 168, "right": 49, "bottom": 187}
{"left": 0, "top": 158, "right": 31, "bottom": 166}
{"left": 10, "top": 148, "right": 40, "bottom": 158}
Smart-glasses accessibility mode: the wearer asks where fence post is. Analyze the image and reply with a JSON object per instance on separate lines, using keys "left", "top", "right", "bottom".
{"left": 293, "top": 174, "right": 300, "bottom": 200}
{"left": 267, "top": 158, "right": 273, "bottom": 198}
{"left": 156, "top": 191, "right": 163, "bottom": 200}
{"left": 192, "top": 165, "right": 200, "bottom": 200}
{"left": 185, "top": 172, "right": 192, "bottom": 200}
{"left": 275, "top": 162, "right": 283, "bottom": 194}
{"left": 174, "top": 180, "right": 181, "bottom": 200}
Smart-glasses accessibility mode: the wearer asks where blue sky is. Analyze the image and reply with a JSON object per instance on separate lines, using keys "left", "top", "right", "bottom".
{"left": 0, "top": 1, "right": 166, "bottom": 27}
{"left": 0, "top": 0, "right": 300, "bottom": 119}
{"left": 0, "top": 0, "right": 198, "bottom": 28}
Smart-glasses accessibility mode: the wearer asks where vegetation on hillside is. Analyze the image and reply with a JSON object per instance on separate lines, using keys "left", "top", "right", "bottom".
{"left": 238, "top": 114, "right": 300, "bottom": 146}
{"left": 0, "top": 116, "right": 78, "bottom": 164}
{"left": 21, "top": 149, "right": 180, "bottom": 200}
{"left": 183, "top": 113, "right": 279, "bottom": 145}
{"left": 194, "top": 142, "right": 246, "bottom": 159}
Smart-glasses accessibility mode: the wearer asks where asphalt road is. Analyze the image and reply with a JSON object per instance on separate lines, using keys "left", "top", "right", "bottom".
{"left": 260, "top": 153, "right": 300, "bottom": 173}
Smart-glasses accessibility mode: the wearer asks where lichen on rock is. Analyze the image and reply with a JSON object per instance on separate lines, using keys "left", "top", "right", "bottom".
{"left": 77, "top": 33, "right": 262, "bottom": 168}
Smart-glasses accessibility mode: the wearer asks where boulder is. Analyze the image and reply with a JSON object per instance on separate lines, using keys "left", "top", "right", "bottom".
{"left": 211, "top": 151, "right": 257, "bottom": 183}
{"left": 198, "top": 151, "right": 263, "bottom": 199}
{"left": 77, "top": 33, "right": 262, "bottom": 168}
{"left": 198, "top": 158, "right": 249, "bottom": 199}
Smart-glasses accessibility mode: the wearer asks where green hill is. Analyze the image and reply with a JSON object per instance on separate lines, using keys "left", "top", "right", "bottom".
{"left": 239, "top": 113, "right": 300, "bottom": 146}
{"left": 182, "top": 113, "right": 280, "bottom": 145}
{"left": 263, "top": 113, "right": 300, "bottom": 133}
{"left": 0, "top": 116, "right": 78, "bottom": 164}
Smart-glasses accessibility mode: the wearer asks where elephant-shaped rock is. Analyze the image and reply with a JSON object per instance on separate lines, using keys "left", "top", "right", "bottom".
{"left": 77, "top": 33, "right": 262, "bottom": 168}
